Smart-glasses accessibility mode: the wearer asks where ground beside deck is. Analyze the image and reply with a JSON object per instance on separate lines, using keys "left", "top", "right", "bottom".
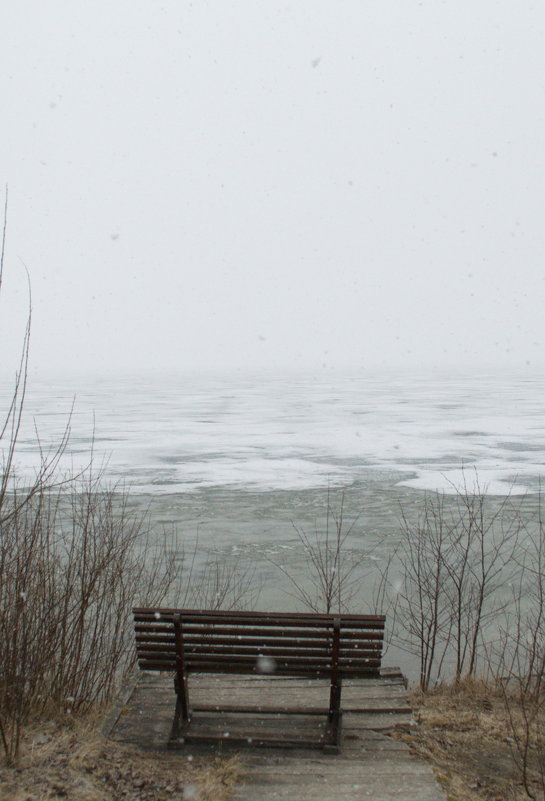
{"left": 106, "top": 669, "right": 446, "bottom": 801}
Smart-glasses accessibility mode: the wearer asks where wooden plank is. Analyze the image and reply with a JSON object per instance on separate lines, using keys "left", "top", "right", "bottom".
{"left": 129, "top": 687, "right": 410, "bottom": 711}
{"left": 179, "top": 671, "right": 404, "bottom": 684}
{"left": 135, "top": 624, "right": 384, "bottom": 640}
{"left": 133, "top": 607, "right": 385, "bottom": 624}
{"left": 134, "top": 698, "right": 411, "bottom": 716}
{"left": 226, "top": 732, "right": 413, "bottom": 760}
{"left": 136, "top": 645, "right": 382, "bottom": 663}
{"left": 138, "top": 646, "right": 380, "bottom": 676}
{"left": 177, "top": 710, "right": 414, "bottom": 734}
{"left": 187, "top": 675, "right": 405, "bottom": 689}
{"left": 169, "top": 735, "right": 327, "bottom": 750}
{"left": 135, "top": 677, "right": 411, "bottom": 708}
{"left": 136, "top": 633, "right": 384, "bottom": 649}
{"left": 233, "top": 778, "right": 445, "bottom": 801}
{"left": 243, "top": 761, "right": 419, "bottom": 774}
{"left": 192, "top": 704, "right": 329, "bottom": 715}
{"left": 243, "top": 753, "right": 416, "bottom": 767}
{"left": 247, "top": 763, "right": 436, "bottom": 781}
{"left": 136, "top": 643, "right": 382, "bottom": 660}
{"left": 188, "top": 679, "right": 407, "bottom": 700}
{"left": 137, "top": 660, "right": 381, "bottom": 677}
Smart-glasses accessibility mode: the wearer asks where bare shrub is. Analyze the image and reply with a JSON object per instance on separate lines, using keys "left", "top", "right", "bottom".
{"left": 0, "top": 463, "right": 258, "bottom": 767}
{"left": 0, "top": 469, "right": 186, "bottom": 764}
{"left": 268, "top": 489, "right": 378, "bottom": 614}
{"left": 0, "top": 467, "right": 259, "bottom": 766}
{"left": 393, "top": 474, "right": 523, "bottom": 690}
{"left": 490, "top": 491, "right": 545, "bottom": 799}
{"left": 185, "top": 551, "right": 260, "bottom": 611}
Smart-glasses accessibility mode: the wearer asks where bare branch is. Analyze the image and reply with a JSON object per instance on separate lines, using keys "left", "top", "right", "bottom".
{"left": 0, "top": 184, "right": 7, "bottom": 293}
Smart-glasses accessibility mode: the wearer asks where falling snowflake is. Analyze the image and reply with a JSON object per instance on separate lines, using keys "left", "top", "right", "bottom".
{"left": 256, "top": 654, "right": 276, "bottom": 674}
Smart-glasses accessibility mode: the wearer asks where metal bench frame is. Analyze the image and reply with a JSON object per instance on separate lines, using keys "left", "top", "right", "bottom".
{"left": 133, "top": 608, "right": 385, "bottom": 752}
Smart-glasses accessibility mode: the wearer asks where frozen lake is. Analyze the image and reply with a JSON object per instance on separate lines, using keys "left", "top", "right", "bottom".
{"left": 5, "top": 367, "right": 545, "bottom": 497}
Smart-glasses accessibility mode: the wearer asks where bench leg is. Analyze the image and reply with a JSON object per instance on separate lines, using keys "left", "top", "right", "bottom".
{"left": 324, "top": 677, "right": 342, "bottom": 753}
{"left": 324, "top": 617, "right": 342, "bottom": 753}
{"left": 170, "top": 613, "right": 191, "bottom": 742}
{"left": 170, "top": 674, "right": 191, "bottom": 742}
{"left": 324, "top": 713, "right": 342, "bottom": 754}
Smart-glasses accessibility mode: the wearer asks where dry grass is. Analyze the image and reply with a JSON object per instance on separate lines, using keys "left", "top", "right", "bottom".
{"left": 392, "top": 678, "right": 537, "bottom": 801}
{"left": 0, "top": 717, "right": 241, "bottom": 801}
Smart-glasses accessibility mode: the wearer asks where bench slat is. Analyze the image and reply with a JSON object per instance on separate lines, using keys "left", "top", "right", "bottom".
{"left": 135, "top": 634, "right": 383, "bottom": 651}
{"left": 136, "top": 644, "right": 381, "bottom": 659}
{"left": 134, "top": 612, "right": 384, "bottom": 629}
{"left": 134, "top": 624, "right": 384, "bottom": 640}
{"left": 138, "top": 659, "right": 381, "bottom": 676}
{"left": 135, "top": 640, "right": 381, "bottom": 651}
{"left": 137, "top": 657, "right": 381, "bottom": 673}
{"left": 134, "top": 607, "right": 385, "bottom": 622}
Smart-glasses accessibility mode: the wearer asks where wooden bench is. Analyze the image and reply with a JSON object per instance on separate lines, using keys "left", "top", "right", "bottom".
{"left": 133, "top": 607, "right": 385, "bottom": 752}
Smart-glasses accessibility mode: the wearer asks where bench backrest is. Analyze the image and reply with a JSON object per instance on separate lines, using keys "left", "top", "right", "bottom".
{"left": 133, "top": 608, "right": 385, "bottom": 679}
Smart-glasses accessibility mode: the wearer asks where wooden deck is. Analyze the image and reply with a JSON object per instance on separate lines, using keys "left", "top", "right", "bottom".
{"left": 106, "top": 669, "right": 446, "bottom": 800}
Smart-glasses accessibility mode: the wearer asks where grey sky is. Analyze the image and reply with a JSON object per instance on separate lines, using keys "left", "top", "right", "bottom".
{"left": 1, "top": 1, "right": 544, "bottom": 375}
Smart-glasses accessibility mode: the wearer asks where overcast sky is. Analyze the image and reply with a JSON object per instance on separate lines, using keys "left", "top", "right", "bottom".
{"left": 1, "top": 1, "right": 544, "bottom": 376}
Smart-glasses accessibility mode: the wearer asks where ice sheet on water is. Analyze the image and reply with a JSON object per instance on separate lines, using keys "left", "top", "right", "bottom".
{"left": 169, "top": 456, "right": 350, "bottom": 492}
{"left": 3, "top": 370, "right": 545, "bottom": 496}
{"left": 397, "top": 467, "right": 531, "bottom": 495}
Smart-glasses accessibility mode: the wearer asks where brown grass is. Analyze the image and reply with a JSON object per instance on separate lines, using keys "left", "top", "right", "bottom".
{"left": 392, "top": 678, "right": 536, "bottom": 801}
{"left": 0, "top": 717, "right": 241, "bottom": 801}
